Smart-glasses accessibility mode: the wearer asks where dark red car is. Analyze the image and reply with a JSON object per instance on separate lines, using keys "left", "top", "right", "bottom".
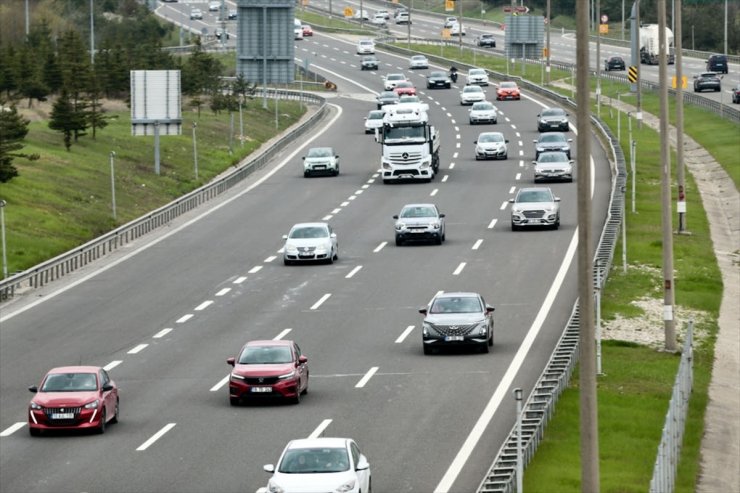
{"left": 28, "top": 366, "right": 119, "bottom": 436}
{"left": 393, "top": 81, "right": 417, "bottom": 96}
{"left": 227, "top": 340, "right": 309, "bottom": 405}
{"left": 302, "top": 24, "right": 313, "bottom": 37}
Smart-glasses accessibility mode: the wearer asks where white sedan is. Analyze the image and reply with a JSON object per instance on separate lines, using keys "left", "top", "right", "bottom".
{"left": 282, "top": 223, "right": 338, "bottom": 264}
{"left": 467, "top": 68, "right": 490, "bottom": 86}
{"left": 409, "top": 55, "right": 429, "bottom": 69}
{"left": 258, "top": 438, "right": 371, "bottom": 493}
{"left": 460, "top": 85, "right": 485, "bottom": 105}
{"left": 469, "top": 101, "right": 498, "bottom": 124}
{"left": 364, "top": 109, "right": 385, "bottom": 134}
{"left": 475, "top": 131, "right": 509, "bottom": 160}
{"left": 356, "top": 39, "right": 375, "bottom": 54}
{"left": 384, "top": 73, "right": 407, "bottom": 90}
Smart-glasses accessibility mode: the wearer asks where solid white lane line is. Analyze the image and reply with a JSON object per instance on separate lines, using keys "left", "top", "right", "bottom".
{"left": 310, "top": 294, "right": 331, "bottom": 310}
{"left": 177, "top": 314, "right": 193, "bottom": 323}
{"left": 509, "top": 186, "right": 516, "bottom": 194}
{"left": 442, "top": 175, "right": 449, "bottom": 182}
{"left": 308, "top": 419, "right": 332, "bottom": 439}
{"left": 323, "top": 215, "right": 333, "bottom": 220}
{"left": 453, "top": 262, "right": 466, "bottom": 275}
{"left": 264, "top": 256, "right": 277, "bottom": 263}
{"left": 234, "top": 277, "right": 247, "bottom": 284}
{"left": 104, "top": 360, "right": 123, "bottom": 371}
{"left": 153, "top": 328, "right": 172, "bottom": 339}
{"left": 472, "top": 239, "right": 483, "bottom": 250}
{"left": 136, "top": 423, "right": 176, "bottom": 451}
{"left": 355, "top": 367, "right": 379, "bottom": 388}
{"left": 500, "top": 201, "right": 509, "bottom": 210}
{"left": 274, "top": 328, "right": 292, "bottom": 340}
{"left": 346, "top": 266, "right": 362, "bottom": 279}
{"left": 0, "top": 422, "right": 26, "bottom": 437}
{"left": 487, "top": 219, "right": 498, "bottom": 229}
{"left": 195, "top": 300, "right": 213, "bottom": 311}
{"left": 128, "top": 344, "right": 148, "bottom": 354}
{"left": 216, "top": 288, "right": 231, "bottom": 296}
{"left": 210, "top": 375, "right": 230, "bottom": 392}
{"left": 395, "top": 325, "right": 415, "bottom": 343}
{"left": 374, "top": 242, "right": 387, "bottom": 253}
{"left": 248, "top": 266, "right": 262, "bottom": 274}
{"left": 430, "top": 189, "right": 439, "bottom": 196}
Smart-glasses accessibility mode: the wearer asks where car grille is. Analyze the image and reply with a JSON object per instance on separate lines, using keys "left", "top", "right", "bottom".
{"left": 44, "top": 407, "right": 82, "bottom": 416}
{"left": 523, "top": 210, "right": 546, "bottom": 218}
{"left": 430, "top": 323, "right": 478, "bottom": 336}
{"left": 245, "top": 377, "right": 279, "bottom": 385}
{"left": 389, "top": 151, "right": 423, "bottom": 166}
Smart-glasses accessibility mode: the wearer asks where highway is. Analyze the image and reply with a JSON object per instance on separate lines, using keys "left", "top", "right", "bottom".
{"left": 0, "top": 28, "right": 613, "bottom": 493}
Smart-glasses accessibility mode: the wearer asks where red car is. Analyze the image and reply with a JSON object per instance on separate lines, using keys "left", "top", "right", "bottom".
{"left": 496, "top": 81, "right": 521, "bottom": 101}
{"left": 227, "top": 340, "right": 309, "bottom": 405}
{"left": 28, "top": 366, "right": 119, "bottom": 436}
{"left": 302, "top": 24, "right": 313, "bottom": 36}
{"left": 393, "top": 81, "right": 417, "bottom": 96}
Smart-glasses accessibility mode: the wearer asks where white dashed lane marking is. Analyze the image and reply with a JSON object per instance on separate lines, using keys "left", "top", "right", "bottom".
{"left": 395, "top": 325, "right": 415, "bottom": 343}
{"left": 128, "top": 344, "right": 148, "bottom": 354}
{"left": 355, "top": 367, "right": 379, "bottom": 388}
{"left": 310, "top": 294, "right": 332, "bottom": 310}
{"left": 104, "top": 360, "right": 123, "bottom": 370}
{"left": 136, "top": 423, "right": 176, "bottom": 451}
{"left": 177, "top": 314, "right": 193, "bottom": 323}
{"left": 0, "top": 422, "right": 26, "bottom": 437}
{"left": 153, "top": 328, "right": 172, "bottom": 339}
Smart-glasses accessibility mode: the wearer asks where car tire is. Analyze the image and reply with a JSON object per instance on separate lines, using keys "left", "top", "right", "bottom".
{"left": 304, "top": 170, "right": 311, "bottom": 178}
{"left": 111, "top": 399, "right": 119, "bottom": 424}
{"left": 333, "top": 249, "right": 338, "bottom": 261}
{"left": 423, "top": 345, "right": 432, "bottom": 355}
{"left": 395, "top": 236, "right": 403, "bottom": 246}
{"left": 489, "top": 332, "right": 494, "bottom": 346}
{"left": 435, "top": 235, "right": 442, "bottom": 245}
{"left": 292, "top": 390, "right": 301, "bottom": 405}
{"left": 229, "top": 397, "right": 240, "bottom": 406}
{"left": 502, "top": 154, "right": 508, "bottom": 160}
{"left": 333, "top": 165, "right": 339, "bottom": 176}
{"left": 442, "top": 231, "right": 446, "bottom": 242}
{"left": 511, "top": 223, "right": 518, "bottom": 231}
{"left": 301, "top": 376, "right": 309, "bottom": 395}
{"left": 283, "top": 258, "right": 292, "bottom": 266}
{"left": 480, "top": 342, "right": 489, "bottom": 353}
{"left": 29, "top": 427, "right": 41, "bottom": 437}
{"left": 97, "top": 409, "right": 106, "bottom": 434}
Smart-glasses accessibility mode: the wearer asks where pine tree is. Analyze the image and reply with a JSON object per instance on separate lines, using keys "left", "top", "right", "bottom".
{"left": 0, "top": 104, "right": 39, "bottom": 183}
{"left": 48, "top": 91, "right": 77, "bottom": 151}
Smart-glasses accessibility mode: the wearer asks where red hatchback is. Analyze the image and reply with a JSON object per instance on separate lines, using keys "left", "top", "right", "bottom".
{"left": 496, "top": 81, "right": 521, "bottom": 101}
{"left": 28, "top": 366, "right": 119, "bottom": 436}
{"left": 393, "top": 81, "right": 417, "bottom": 96}
{"left": 227, "top": 340, "right": 309, "bottom": 405}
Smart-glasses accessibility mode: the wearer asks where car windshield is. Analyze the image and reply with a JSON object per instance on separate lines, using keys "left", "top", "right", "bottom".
{"left": 481, "top": 34, "right": 493, "bottom": 39}
{"left": 412, "top": 56, "right": 425, "bottom": 61}
{"left": 239, "top": 346, "right": 293, "bottom": 364}
{"left": 368, "top": 111, "right": 384, "bottom": 120}
{"left": 400, "top": 206, "right": 436, "bottom": 218}
{"left": 538, "top": 153, "right": 569, "bottom": 163}
{"left": 396, "top": 82, "right": 413, "bottom": 88}
{"left": 289, "top": 226, "right": 329, "bottom": 239}
{"left": 464, "top": 86, "right": 482, "bottom": 93}
{"left": 430, "top": 71, "right": 446, "bottom": 78}
{"left": 472, "top": 102, "right": 494, "bottom": 110}
{"left": 387, "top": 74, "right": 405, "bottom": 81}
{"left": 539, "top": 134, "right": 565, "bottom": 143}
{"left": 542, "top": 109, "right": 565, "bottom": 117}
{"left": 363, "top": 56, "right": 376, "bottom": 62}
{"left": 307, "top": 148, "right": 333, "bottom": 158}
{"left": 500, "top": 82, "right": 517, "bottom": 89}
{"left": 470, "top": 69, "right": 485, "bottom": 75}
{"left": 380, "top": 92, "right": 397, "bottom": 99}
{"left": 430, "top": 296, "right": 483, "bottom": 314}
{"left": 518, "top": 190, "right": 554, "bottom": 203}
{"left": 399, "top": 96, "right": 419, "bottom": 103}
{"left": 41, "top": 373, "right": 97, "bottom": 392}
{"left": 479, "top": 133, "right": 503, "bottom": 143}
{"left": 360, "top": 40, "right": 372, "bottom": 46}
{"left": 385, "top": 126, "right": 425, "bottom": 142}
{"left": 279, "top": 448, "right": 350, "bottom": 474}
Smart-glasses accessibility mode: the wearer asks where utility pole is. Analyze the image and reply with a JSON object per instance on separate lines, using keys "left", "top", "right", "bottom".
{"left": 577, "top": 0, "right": 600, "bottom": 489}
{"left": 675, "top": 0, "right": 687, "bottom": 233}
{"left": 596, "top": 0, "right": 602, "bottom": 118}
{"left": 89, "top": 0, "right": 95, "bottom": 64}
{"left": 658, "top": 0, "right": 677, "bottom": 351}
{"left": 546, "top": 0, "right": 551, "bottom": 84}
{"left": 459, "top": 0, "right": 463, "bottom": 54}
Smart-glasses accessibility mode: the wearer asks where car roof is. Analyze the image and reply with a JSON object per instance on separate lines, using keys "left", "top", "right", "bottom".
{"left": 401, "top": 203, "right": 437, "bottom": 209}
{"left": 435, "top": 292, "right": 481, "bottom": 299}
{"left": 244, "top": 339, "right": 293, "bottom": 348}
{"left": 285, "top": 437, "right": 350, "bottom": 450}
{"left": 46, "top": 366, "right": 102, "bottom": 374}
{"left": 290, "top": 222, "right": 329, "bottom": 229}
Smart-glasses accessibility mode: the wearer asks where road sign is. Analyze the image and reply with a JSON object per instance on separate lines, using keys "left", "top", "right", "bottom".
{"left": 600, "top": 14, "right": 609, "bottom": 24}
{"left": 628, "top": 66, "right": 638, "bottom": 83}
{"left": 599, "top": 24, "right": 608, "bottom": 34}
{"left": 441, "top": 28, "right": 451, "bottom": 39}
{"left": 543, "top": 47, "right": 549, "bottom": 57}
{"left": 445, "top": 0, "right": 455, "bottom": 12}
{"left": 671, "top": 76, "right": 688, "bottom": 89}
{"left": 343, "top": 7, "right": 353, "bottom": 17}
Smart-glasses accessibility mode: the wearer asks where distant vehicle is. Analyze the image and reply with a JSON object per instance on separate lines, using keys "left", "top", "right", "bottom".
{"left": 733, "top": 84, "right": 740, "bottom": 104}
{"left": 282, "top": 222, "right": 338, "bottom": 265}
{"left": 536, "top": 107, "right": 570, "bottom": 132}
{"left": 706, "top": 54, "right": 728, "bottom": 74}
{"left": 360, "top": 55, "right": 379, "bottom": 71}
{"left": 533, "top": 151, "right": 574, "bottom": 183}
{"left": 393, "top": 203, "right": 446, "bottom": 246}
{"left": 496, "top": 81, "right": 520, "bottom": 100}
{"left": 215, "top": 28, "right": 229, "bottom": 40}
{"left": 693, "top": 72, "right": 721, "bottom": 93}
{"left": 227, "top": 339, "right": 308, "bottom": 405}
{"left": 28, "top": 366, "right": 119, "bottom": 436}
{"left": 398, "top": 95, "right": 422, "bottom": 104}
{"left": 227, "top": 8, "right": 237, "bottom": 19}
{"left": 477, "top": 34, "right": 496, "bottom": 47}
{"left": 510, "top": 187, "right": 561, "bottom": 230}
{"left": 376, "top": 90, "right": 400, "bottom": 109}
{"left": 396, "top": 11, "right": 411, "bottom": 24}
{"left": 383, "top": 73, "right": 407, "bottom": 90}
{"left": 371, "top": 13, "right": 387, "bottom": 26}
{"left": 419, "top": 292, "right": 495, "bottom": 354}
{"left": 460, "top": 85, "right": 485, "bottom": 105}
{"left": 302, "top": 147, "right": 340, "bottom": 177}
{"left": 357, "top": 39, "right": 375, "bottom": 54}
{"left": 302, "top": 24, "right": 313, "bottom": 36}
{"left": 353, "top": 9, "right": 370, "bottom": 20}
{"left": 448, "top": 22, "right": 467, "bottom": 36}
{"left": 409, "top": 55, "right": 429, "bottom": 69}
{"left": 640, "top": 24, "right": 674, "bottom": 65}
{"left": 189, "top": 8, "right": 203, "bottom": 20}
{"left": 208, "top": 1, "right": 220, "bottom": 12}
{"left": 376, "top": 9, "right": 390, "bottom": 19}
{"left": 426, "top": 71, "right": 452, "bottom": 89}
{"left": 393, "top": 81, "right": 417, "bottom": 96}
{"left": 534, "top": 132, "right": 572, "bottom": 159}
{"left": 474, "top": 131, "right": 508, "bottom": 160}
{"left": 466, "top": 68, "right": 489, "bottom": 86}
{"left": 604, "top": 56, "right": 625, "bottom": 71}
{"left": 365, "top": 109, "right": 385, "bottom": 134}
{"left": 294, "top": 19, "right": 303, "bottom": 40}
{"left": 469, "top": 101, "right": 498, "bottom": 125}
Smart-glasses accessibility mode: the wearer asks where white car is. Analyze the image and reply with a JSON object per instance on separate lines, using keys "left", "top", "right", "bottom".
{"left": 302, "top": 147, "right": 339, "bottom": 177}
{"left": 533, "top": 151, "right": 574, "bottom": 182}
{"left": 353, "top": 9, "right": 370, "bottom": 20}
{"left": 371, "top": 13, "right": 387, "bottom": 26}
{"left": 282, "top": 223, "right": 338, "bottom": 265}
{"left": 189, "top": 8, "right": 203, "bottom": 20}
{"left": 376, "top": 9, "right": 390, "bottom": 19}
{"left": 384, "top": 73, "right": 407, "bottom": 90}
{"left": 467, "top": 68, "right": 489, "bottom": 86}
{"left": 447, "top": 22, "right": 467, "bottom": 36}
{"left": 208, "top": 1, "right": 220, "bottom": 12}
{"left": 356, "top": 39, "right": 375, "bottom": 54}
{"left": 474, "top": 131, "right": 509, "bottom": 160}
{"left": 469, "top": 101, "right": 498, "bottom": 124}
{"left": 409, "top": 55, "right": 429, "bottom": 69}
{"left": 364, "top": 109, "right": 385, "bottom": 134}
{"left": 460, "top": 85, "right": 485, "bottom": 105}
{"left": 258, "top": 438, "right": 371, "bottom": 493}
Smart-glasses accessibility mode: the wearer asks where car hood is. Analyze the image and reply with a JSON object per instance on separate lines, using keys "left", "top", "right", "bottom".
{"left": 513, "top": 201, "right": 558, "bottom": 212}
{"left": 233, "top": 363, "right": 295, "bottom": 377}
{"left": 539, "top": 115, "right": 567, "bottom": 123}
{"left": 478, "top": 141, "right": 505, "bottom": 149}
{"left": 396, "top": 217, "right": 440, "bottom": 226}
{"left": 285, "top": 238, "right": 332, "bottom": 249}
{"left": 32, "top": 391, "right": 100, "bottom": 407}
{"left": 536, "top": 141, "right": 569, "bottom": 150}
{"left": 304, "top": 156, "right": 335, "bottom": 164}
{"left": 472, "top": 110, "right": 496, "bottom": 116}
{"left": 424, "top": 313, "right": 486, "bottom": 325}
{"left": 269, "top": 471, "right": 358, "bottom": 492}
{"left": 498, "top": 87, "right": 518, "bottom": 93}
{"left": 535, "top": 161, "right": 572, "bottom": 171}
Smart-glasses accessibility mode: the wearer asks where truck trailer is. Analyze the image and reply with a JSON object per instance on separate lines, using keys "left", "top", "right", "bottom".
{"left": 639, "top": 24, "right": 675, "bottom": 65}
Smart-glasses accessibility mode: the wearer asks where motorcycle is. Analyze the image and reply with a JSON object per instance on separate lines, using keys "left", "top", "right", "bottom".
{"left": 450, "top": 70, "right": 458, "bottom": 83}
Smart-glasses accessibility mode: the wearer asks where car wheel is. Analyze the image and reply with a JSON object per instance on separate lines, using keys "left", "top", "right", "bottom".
{"left": 435, "top": 235, "right": 442, "bottom": 245}
{"left": 475, "top": 155, "right": 481, "bottom": 161}
{"left": 554, "top": 217, "right": 561, "bottom": 230}
{"left": 97, "top": 409, "right": 106, "bottom": 434}
{"left": 333, "top": 248, "right": 338, "bottom": 261}
{"left": 304, "top": 170, "right": 310, "bottom": 178}
{"left": 292, "top": 389, "right": 301, "bottom": 405}
{"left": 502, "top": 154, "right": 508, "bottom": 160}
{"left": 480, "top": 342, "right": 490, "bottom": 353}
{"left": 334, "top": 165, "right": 339, "bottom": 176}
{"left": 229, "top": 396, "right": 240, "bottom": 406}
{"left": 511, "top": 223, "right": 518, "bottom": 231}
{"left": 111, "top": 399, "right": 119, "bottom": 424}
{"left": 423, "top": 345, "right": 432, "bottom": 355}
{"left": 395, "top": 236, "right": 403, "bottom": 246}
{"left": 442, "top": 231, "right": 446, "bottom": 241}
{"left": 283, "top": 258, "right": 291, "bottom": 266}
{"left": 29, "top": 427, "right": 41, "bottom": 437}
{"left": 489, "top": 332, "right": 494, "bottom": 346}
{"left": 301, "top": 375, "right": 309, "bottom": 395}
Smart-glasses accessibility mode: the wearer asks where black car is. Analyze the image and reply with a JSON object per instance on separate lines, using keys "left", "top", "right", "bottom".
{"left": 536, "top": 108, "right": 570, "bottom": 132}
{"left": 604, "top": 56, "right": 625, "bottom": 71}
{"left": 693, "top": 72, "right": 721, "bottom": 93}
{"left": 419, "top": 292, "right": 495, "bottom": 354}
{"left": 426, "top": 70, "right": 452, "bottom": 89}
{"left": 732, "top": 84, "right": 740, "bottom": 104}
{"left": 360, "top": 55, "right": 379, "bottom": 71}
{"left": 376, "top": 91, "right": 400, "bottom": 109}
{"left": 227, "top": 9, "right": 237, "bottom": 19}
{"left": 476, "top": 34, "right": 496, "bottom": 48}
{"left": 534, "top": 132, "right": 572, "bottom": 160}
{"left": 706, "top": 54, "right": 728, "bottom": 74}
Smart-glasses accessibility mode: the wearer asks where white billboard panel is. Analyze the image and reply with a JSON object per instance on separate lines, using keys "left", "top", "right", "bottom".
{"left": 130, "top": 70, "right": 182, "bottom": 136}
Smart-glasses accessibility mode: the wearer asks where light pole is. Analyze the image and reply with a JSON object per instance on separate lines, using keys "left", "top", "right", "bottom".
{"left": 546, "top": 0, "right": 551, "bottom": 84}
{"left": 25, "top": 0, "right": 29, "bottom": 36}
{"left": 0, "top": 200, "right": 7, "bottom": 279}
{"left": 89, "top": 0, "right": 95, "bottom": 64}
{"left": 109, "top": 152, "right": 117, "bottom": 220}
{"left": 514, "top": 388, "right": 523, "bottom": 493}
{"left": 192, "top": 122, "right": 199, "bottom": 179}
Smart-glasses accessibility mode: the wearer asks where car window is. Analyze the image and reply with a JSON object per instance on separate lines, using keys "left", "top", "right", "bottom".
{"left": 539, "top": 153, "right": 566, "bottom": 162}
{"left": 500, "top": 82, "right": 517, "bottom": 88}
{"left": 473, "top": 103, "right": 493, "bottom": 110}
{"left": 540, "top": 134, "right": 564, "bottom": 143}
{"left": 518, "top": 190, "right": 553, "bottom": 203}
{"left": 41, "top": 372, "right": 97, "bottom": 392}
{"left": 479, "top": 133, "right": 502, "bottom": 143}
{"left": 542, "top": 108, "right": 564, "bottom": 117}
{"left": 239, "top": 346, "right": 293, "bottom": 364}
{"left": 430, "top": 297, "right": 483, "bottom": 314}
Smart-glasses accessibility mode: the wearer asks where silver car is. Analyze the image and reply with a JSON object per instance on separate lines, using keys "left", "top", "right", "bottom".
{"left": 466, "top": 68, "right": 489, "bottom": 86}
{"left": 469, "top": 101, "right": 498, "bottom": 125}
{"left": 474, "top": 131, "right": 508, "bottom": 160}
{"left": 409, "top": 55, "right": 429, "bottom": 69}
{"left": 509, "top": 187, "right": 561, "bottom": 230}
{"left": 282, "top": 223, "right": 338, "bottom": 265}
{"left": 302, "top": 147, "right": 339, "bottom": 177}
{"left": 384, "top": 73, "right": 407, "bottom": 90}
{"left": 536, "top": 108, "right": 570, "bottom": 132}
{"left": 364, "top": 110, "right": 385, "bottom": 134}
{"left": 533, "top": 151, "right": 573, "bottom": 183}
{"left": 534, "top": 132, "right": 572, "bottom": 159}
{"left": 419, "top": 292, "right": 495, "bottom": 354}
{"left": 460, "top": 85, "right": 485, "bottom": 105}
{"left": 393, "top": 203, "right": 446, "bottom": 246}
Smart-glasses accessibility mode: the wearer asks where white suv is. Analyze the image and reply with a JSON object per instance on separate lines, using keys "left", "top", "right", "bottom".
{"left": 357, "top": 39, "right": 375, "bottom": 54}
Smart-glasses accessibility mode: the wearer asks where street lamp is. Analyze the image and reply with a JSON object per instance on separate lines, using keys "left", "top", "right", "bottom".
{"left": 109, "top": 152, "right": 117, "bottom": 220}
{"left": 0, "top": 200, "right": 7, "bottom": 279}
{"left": 192, "top": 123, "right": 199, "bottom": 179}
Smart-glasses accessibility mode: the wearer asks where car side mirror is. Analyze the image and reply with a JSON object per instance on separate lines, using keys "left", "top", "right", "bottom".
{"left": 439, "top": 213, "right": 445, "bottom": 218}
{"left": 418, "top": 307, "right": 428, "bottom": 315}
{"left": 28, "top": 385, "right": 38, "bottom": 393}
{"left": 282, "top": 234, "right": 288, "bottom": 240}
{"left": 392, "top": 215, "right": 399, "bottom": 219}
{"left": 302, "top": 156, "right": 305, "bottom": 160}
{"left": 335, "top": 155, "right": 339, "bottom": 159}
{"left": 102, "top": 383, "right": 114, "bottom": 392}
{"left": 555, "top": 197, "right": 561, "bottom": 202}
{"left": 533, "top": 139, "right": 538, "bottom": 143}
{"left": 298, "top": 355, "right": 308, "bottom": 365}
{"left": 474, "top": 140, "right": 478, "bottom": 144}
{"left": 505, "top": 139, "right": 510, "bottom": 143}
{"left": 567, "top": 139, "right": 573, "bottom": 142}
{"left": 532, "top": 160, "right": 536, "bottom": 164}
{"left": 227, "top": 357, "right": 235, "bottom": 366}
{"left": 537, "top": 114, "right": 541, "bottom": 117}
{"left": 509, "top": 198, "right": 515, "bottom": 203}
{"left": 330, "top": 233, "right": 337, "bottom": 238}
{"left": 486, "top": 305, "right": 495, "bottom": 313}
{"left": 356, "top": 455, "right": 370, "bottom": 471}
{"left": 263, "top": 464, "right": 275, "bottom": 473}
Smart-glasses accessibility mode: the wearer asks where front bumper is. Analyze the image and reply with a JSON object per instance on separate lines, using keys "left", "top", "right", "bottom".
{"left": 470, "top": 114, "right": 497, "bottom": 124}
{"left": 29, "top": 407, "right": 103, "bottom": 431}
{"left": 229, "top": 376, "right": 300, "bottom": 401}
{"left": 511, "top": 211, "right": 559, "bottom": 227}
{"left": 497, "top": 92, "right": 520, "bottom": 100}
{"left": 476, "top": 148, "right": 507, "bottom": 159}
{"left": 538, "top": 122, "right": 569, "bottom": 131}
{"left": 534, "top": 169, "right": 573, "bottom": 182}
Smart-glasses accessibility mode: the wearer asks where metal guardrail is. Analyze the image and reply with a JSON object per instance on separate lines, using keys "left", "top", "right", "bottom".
{"left": 0, "top": 90, "right": 328, "bottom": 301}
{"left": 650, "top": 321, "right": 694, "bottom": 493}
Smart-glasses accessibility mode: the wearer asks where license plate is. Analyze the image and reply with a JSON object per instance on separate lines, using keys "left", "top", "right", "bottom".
{"left": 51, "top": 413, "right": 74, "bottom": 420}
{"left": 251, "top": 386, "right": 272, "bottom": 393}
{"left": 314, "top": 165, "right": 326, "bottom": 169}
{"left": 530, "top": 219, "right": 541, "bottom": 223}
{"left": 445, "top": 336, "right": 464, "bottom": 342}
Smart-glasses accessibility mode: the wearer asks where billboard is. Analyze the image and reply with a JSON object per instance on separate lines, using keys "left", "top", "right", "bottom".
{"left": 130, "top": 70, "right": 182, "bottom": 136}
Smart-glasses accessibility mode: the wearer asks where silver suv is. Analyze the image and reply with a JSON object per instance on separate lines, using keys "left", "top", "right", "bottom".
{"left": 393, "top": 203, "right": 446, "bottom": 246}
{"left": 509, "top": 187, "right": 561, "bottom": 230}
{"left": 419, "top": 292, "right": 495, "bottom": 354}
{"left": 302, "top": 147, "right": 339, "bottom": 177}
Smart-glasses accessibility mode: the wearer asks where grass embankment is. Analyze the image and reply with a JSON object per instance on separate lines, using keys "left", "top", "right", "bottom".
{"left": 403, "top": 42, "right": 733, "bottom": 491}
{"left": 1, "top": 98, "right": 304, "bottom": 275}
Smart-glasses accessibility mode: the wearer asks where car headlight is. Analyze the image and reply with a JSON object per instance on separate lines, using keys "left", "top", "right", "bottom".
{"left": 278, "top": 370, "right": 296, "bottom": 380}
{"left": 267, "top": 482, "right": 285, "bottom": 493}
{"left": 315, "top": 245, "right": 329, "bottom": 254}
{"left": 285, "top": 245, "right": 298, "bottom": 254}
{"left": 336, "top": 479, "right": 357, "bottom": 493}
{"left": 396, "top": 222, "right": 407, "bottom": 231}
{"left": 475, "top": 145, "right": 484, "bottom": 153}
{"left": 431, "top": 222, "right": 441, "bottom": 229}
{"left": 84, "top": 399, "right": 100, "bottom": 409}
{"left": 475, "top": 321, "right": 488, "bottom": 336}
{"left": 30, "top": 402, "right": 42, "bottom": 410}
{"left": 422, "top": 322, "right": 437, "bottom": 336}
{"left": 230, "top": 372, "right": 245, "bottom": 381}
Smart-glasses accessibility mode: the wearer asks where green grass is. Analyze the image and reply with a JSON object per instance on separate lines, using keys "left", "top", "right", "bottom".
{"left": 1, "top": 97, "right": 305, "bottom": 275}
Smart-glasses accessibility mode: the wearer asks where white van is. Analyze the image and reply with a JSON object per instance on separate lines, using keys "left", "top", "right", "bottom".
{"left": 294, "top": 19, "right": 303, "bottom": 40}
